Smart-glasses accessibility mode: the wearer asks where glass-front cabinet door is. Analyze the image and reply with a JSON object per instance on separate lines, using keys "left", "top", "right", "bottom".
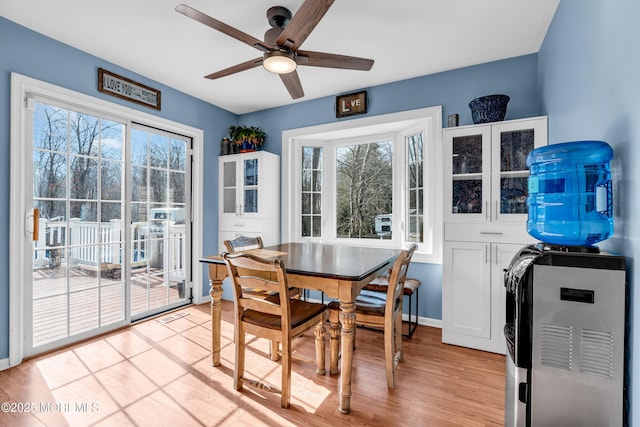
{"left": 491, "top": 119, "right": 547, "bottom": 222}
{"left": 243, "top": 158, "right": 258, "bottom": 214}
{"left": 443, "top": 117, "right": 547, "bottom": 223}
{"left": 444, "top": 125, "right": 491, "bottom": 222}
{"left": 220, "top": 154, "right": 262, "bottom": 218}
{"left": 222, "top": 160, "right": 237, "bottom": 214}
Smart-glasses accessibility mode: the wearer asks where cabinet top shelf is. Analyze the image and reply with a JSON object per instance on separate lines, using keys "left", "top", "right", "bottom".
{"left": 443, "top": 115, "right": 548, "bottom": 132}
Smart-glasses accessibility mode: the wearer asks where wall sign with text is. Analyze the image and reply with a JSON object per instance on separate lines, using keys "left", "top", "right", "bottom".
{"left": 336, "top": 90, "right": 367, "bottom": 118}
{"left": 98, "top": 68, "right": 161, "bottom": 110}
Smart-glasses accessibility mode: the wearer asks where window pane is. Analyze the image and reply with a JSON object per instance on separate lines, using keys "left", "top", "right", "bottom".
{"left": 101, "top": 160, "right": 122, "bottom": 201}
{"left": 312, "top": 193, "right": 321, "bottom": 214}
{"left": 149, "top": 134, "right": 169, "bottom": 168}
{"left": 336, "top": 141, "right": 393, "bottom": 239}
{"left": 302, "top": 193, "right": 311, "bottom": 214}
{"left": 170, "top": 139, "right": 187, "bottom": 171}
{"left": 312, "top": 215, "right": 322, "bottom": 236}
{"left": 101, "top": 120, "right": 123, "bottom": 160}
{"left": 302, "top": 170, "right": 311, "bottom": 191}
{"left": 131, "top": 129, "right": 148, "bottom": 166}
{"left": 302, "top": 146, "right": 322, "bottom": 169}
{"left": 312, "top": 171, "right": 322, "bottom": 191}
{"left": 170, "top": 172, "right": 186, "bottom": 203}
{"left": 69, "top": 112, "right": 99, "bottom": 157}
{"left": 149, "top": 169, "right": 167, "bottom": 202}
{"left": 407, "top": 132, "right": 424, "bottom": 243}
{"left": 33, "top": 151, "right": 67, "bottom": 199}
{"left": 302, "top": 146, "right": 322, "bottom": 237}
{"left": 33, "top": 104, "right": 68, "bottom": 152}
{"left": 302, "top": 216, "right": 311, "bottom": 237}
{"left": 131, "top": 166, "right": 147, "bottom": 202}
{"left": 70, "top": 156, "right": 98, "bottom": 200}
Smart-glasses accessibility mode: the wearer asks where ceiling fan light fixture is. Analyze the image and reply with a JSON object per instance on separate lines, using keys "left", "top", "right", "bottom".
{"left": 263, "top": 50, "right": 297, "bottom": 74}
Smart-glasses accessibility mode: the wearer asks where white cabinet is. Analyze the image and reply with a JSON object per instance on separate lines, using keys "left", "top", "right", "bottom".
{"left": 218, "top": 151, "right": 280, "bottom": 252}
{"left": 442, "top": 117, "right": 547, "bottom": 354}
{"left": 442, "top": 241, "right": 522, "bottom": 354}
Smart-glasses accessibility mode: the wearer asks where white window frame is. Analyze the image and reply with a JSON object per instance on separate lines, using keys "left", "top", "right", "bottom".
{"left": 281, "top": 106, "right": 443, "bottom": 264}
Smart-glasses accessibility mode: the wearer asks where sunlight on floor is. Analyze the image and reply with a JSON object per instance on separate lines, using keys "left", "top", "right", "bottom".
{"left": 29, "top": 305, "right": 333, "bottom": 426}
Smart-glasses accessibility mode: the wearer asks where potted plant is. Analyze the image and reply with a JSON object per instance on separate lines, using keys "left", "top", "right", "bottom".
{"left": 228, "top": 125, "right": 266, "bottom": 152}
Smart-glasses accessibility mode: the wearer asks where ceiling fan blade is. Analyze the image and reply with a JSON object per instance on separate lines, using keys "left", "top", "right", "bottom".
{"left": 296, "top": 50, "right": 374, "bottom": 71}
{"left": 280, "top": 71, "right": 305, "bottom": 99}
{"left": 176, "top": 4, "right": 272, "bottom": 52}
{"left": 276, "top": 0, "right": 334, "bottom": 51}
{"left": 204, "top": 57, "right": 263, "bottom": 80}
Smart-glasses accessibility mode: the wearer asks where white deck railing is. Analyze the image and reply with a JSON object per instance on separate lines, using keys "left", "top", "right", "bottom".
{"left": 33, "top": 218, "right": 185, "bottom": 276}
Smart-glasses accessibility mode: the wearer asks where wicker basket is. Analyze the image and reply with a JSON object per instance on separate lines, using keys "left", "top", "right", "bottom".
{"left": 469, "top": 94, "right": 510, "bottom": 124}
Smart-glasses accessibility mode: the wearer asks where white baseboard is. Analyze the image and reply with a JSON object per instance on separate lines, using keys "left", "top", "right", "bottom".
{"left": 408, "top": 314, "right": 442, "bottom": 329}
{"left": 0, "top": 357, "right": 10, "bottom": 371}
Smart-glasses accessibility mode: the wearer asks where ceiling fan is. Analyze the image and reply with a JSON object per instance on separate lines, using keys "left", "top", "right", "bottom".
{"left": 175, "top": 1, "right": 374, "bottom": 99}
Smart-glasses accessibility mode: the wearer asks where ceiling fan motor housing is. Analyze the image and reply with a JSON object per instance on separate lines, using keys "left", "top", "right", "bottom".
{"left": 267, "top": 6, "right": 292, "bottom": 28}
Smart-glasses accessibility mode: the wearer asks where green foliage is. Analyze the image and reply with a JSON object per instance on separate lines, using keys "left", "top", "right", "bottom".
{"left": 227, "top": 125, "right": 266, "bottom": 146}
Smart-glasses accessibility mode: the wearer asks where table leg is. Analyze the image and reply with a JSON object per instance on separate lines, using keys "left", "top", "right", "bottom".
{"left": 339, "top": 300, "right": 356, "bottom": 414}
{"left": 209, "top": 275, "right": 224, "bottom": 367}
{"left": 329, "top": 310, "right": 341, "bottom": 375}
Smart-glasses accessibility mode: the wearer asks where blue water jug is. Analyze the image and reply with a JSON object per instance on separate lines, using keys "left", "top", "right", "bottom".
{"left": 526, "top": 140, "right": 613, "bottom": 246}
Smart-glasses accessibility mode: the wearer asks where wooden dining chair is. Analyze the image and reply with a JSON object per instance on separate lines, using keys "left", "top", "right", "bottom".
{"left": 224, "top": 236, "right": 301, "bottom": 361}
{"left": 222, "top": 251, "right": 327, "bottom": 409}
{"left": 224, "top": 235, "right": 264, "bottom": 252}
{"left": 328, "top": 244, "right": 418, "bottom": 388}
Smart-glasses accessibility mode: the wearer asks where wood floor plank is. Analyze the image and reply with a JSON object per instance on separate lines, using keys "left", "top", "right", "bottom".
{"left": 0, "top": 301, "right": 506, "bottom": 426}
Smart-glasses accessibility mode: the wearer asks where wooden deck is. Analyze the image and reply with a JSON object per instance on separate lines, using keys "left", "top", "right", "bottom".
{"left": 32, "top": 263, "right": 183, "bottom": 348}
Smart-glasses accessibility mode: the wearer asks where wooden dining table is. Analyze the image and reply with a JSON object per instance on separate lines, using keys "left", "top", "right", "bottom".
{"left": 199, "top": 242, "right": 399, "bottom": 414}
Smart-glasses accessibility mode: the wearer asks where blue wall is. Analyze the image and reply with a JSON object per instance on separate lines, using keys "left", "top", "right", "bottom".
{"left": 238, "top": 54, "right": 541, "bottom": 322}
{"left": 0, "top": 16, "right": 541, "bottom": 361}
{"left": 0, "top": 17, "right": 236, "bottom": 360}
{"left": 538, "top": 0, "right": 640, "bottom": 423}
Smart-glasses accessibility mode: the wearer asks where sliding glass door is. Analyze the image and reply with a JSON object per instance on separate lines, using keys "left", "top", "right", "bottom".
{"left": 29, "top": 101, "right": 191, "bottom": 352}
{"left": 129, "top": 125, "right": 191, "bottom": 320}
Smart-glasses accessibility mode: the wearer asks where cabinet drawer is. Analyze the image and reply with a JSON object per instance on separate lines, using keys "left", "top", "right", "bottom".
{"left": 444, "top": 222, "right": 536, "bottom": 243}
{"left": 219, "top": 217, "right": 265, "bottom": 232}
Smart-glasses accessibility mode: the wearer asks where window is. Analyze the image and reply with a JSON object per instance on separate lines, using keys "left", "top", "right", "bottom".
{"left": 282, "top": 106, "right": 443, "bottom": 264}
{"left": 336, "top": 139, "right": 393, "bottom": 239}
{"left": 406, "top": 131, "right": 424, "bottom": 243}
{"left": 301, "top": 147, "right": 322, "bottom": 237}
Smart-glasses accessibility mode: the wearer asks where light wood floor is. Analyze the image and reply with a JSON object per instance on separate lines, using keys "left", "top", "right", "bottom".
{"left": 0, "top": 301, "right": 506, "bottom": 427}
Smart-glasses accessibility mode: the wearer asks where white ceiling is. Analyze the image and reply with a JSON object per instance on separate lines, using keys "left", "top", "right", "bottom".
{"left": 1, "top": 0, "right": 559, "bottom": 115}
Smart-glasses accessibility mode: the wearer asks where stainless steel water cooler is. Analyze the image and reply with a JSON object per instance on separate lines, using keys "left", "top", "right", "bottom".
{"left": 504, "top": 244, "right": 626, "bottom": 426}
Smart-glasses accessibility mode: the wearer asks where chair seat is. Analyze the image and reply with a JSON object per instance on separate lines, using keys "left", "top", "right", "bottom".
{"left": 364, "top": 276, "right": 421, "bottom": 295}
{"left": 243, "top": 299, "right": 327, "bottom": 330}
{"left": 327, "top": 290, "right": 387, "bottom": 316}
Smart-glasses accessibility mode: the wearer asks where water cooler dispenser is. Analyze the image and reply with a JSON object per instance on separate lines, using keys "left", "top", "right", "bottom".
{"left": 504, "top": 141, "right": 627, "bottom": 426}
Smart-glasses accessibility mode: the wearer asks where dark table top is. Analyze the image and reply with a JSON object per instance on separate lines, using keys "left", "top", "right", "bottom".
{"left": 200, "top": 242, "right": 399, "bottom": 281}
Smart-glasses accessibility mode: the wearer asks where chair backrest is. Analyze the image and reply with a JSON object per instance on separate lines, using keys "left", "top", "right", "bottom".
{"left": 386, "top": 244, "right": 418, "bottom": 321}
{"left": 224, "top": 235, "right": 264, "bottom": 253}
{"left": 222, "top": 252, "right": 292, "bottom": 333}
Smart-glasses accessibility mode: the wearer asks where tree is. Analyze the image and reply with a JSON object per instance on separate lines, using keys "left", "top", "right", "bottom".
{"left": 336, "top": 141, "right": 393, "bottom": 238}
